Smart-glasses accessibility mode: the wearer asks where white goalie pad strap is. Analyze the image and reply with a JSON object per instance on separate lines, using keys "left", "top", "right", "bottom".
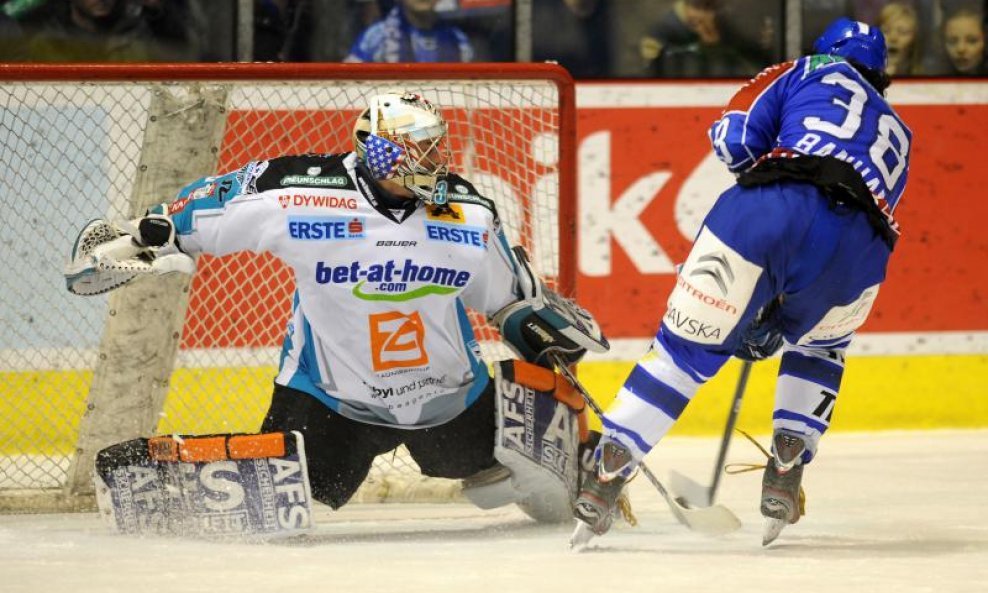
{"left": 64, "top": 219, "right": 195, "bottom": 296}
{"left": 463, "top": 360, "right": 583, "bottom": 522}
{"left": 94, "top": 432, "right": 313, "bottom": 539}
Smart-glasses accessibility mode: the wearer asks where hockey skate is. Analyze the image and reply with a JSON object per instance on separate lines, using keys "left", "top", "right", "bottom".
{"left": 760, "top": 430, "right": 807, "bottom": 546}
{"left": 573, "top": 440, "right": 634, "bottom": 540}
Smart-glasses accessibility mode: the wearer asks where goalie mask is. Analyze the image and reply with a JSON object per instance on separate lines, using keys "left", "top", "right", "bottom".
{"left": 353, "top": 92, "right": 452, "bottom": 206}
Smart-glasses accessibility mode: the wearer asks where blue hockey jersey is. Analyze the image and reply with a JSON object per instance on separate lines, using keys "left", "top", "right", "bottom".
{"left": 709, "top": 55, "right": 912, "bottom": 212}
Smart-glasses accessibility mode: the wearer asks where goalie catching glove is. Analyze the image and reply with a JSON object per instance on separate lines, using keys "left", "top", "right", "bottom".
{"left": 63, "top": 215, "right": 195, "bottom": 296}
{"left": 493, "top": 246, "right": 609, "bottom": 367}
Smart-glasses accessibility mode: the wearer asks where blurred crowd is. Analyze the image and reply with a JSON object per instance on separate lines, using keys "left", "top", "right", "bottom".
{"left": 0, "top": 0, "right": 985, "bottom": 78}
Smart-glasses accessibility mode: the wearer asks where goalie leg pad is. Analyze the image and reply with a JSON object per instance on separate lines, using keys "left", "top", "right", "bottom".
{"left": 94, "top": 432, "right": 313, "bottom": 538}
{"left": 461, "top": 360, "right": 587, "bottom": 523}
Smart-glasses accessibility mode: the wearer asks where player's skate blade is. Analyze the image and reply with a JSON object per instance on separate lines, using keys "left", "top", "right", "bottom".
{"left": 762, "top": 517, "right": 787, "bottom": 546}
{"left": 569, "top": 520, "right": 595, "bottom": 551}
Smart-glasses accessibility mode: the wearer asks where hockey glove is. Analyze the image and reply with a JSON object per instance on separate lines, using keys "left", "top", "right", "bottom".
{"left": 734, "top": 296, "right": 784, "bottom": 361}
{"left": 493, "top": 247, "right": 608, "bottom": 367}
{"left": 64, "top": 216, "right": 195, "bottom": 296}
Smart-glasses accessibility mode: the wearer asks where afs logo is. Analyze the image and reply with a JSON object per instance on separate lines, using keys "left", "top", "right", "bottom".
{"left": 369, "top": 311, "right": 429, "bottom": 371}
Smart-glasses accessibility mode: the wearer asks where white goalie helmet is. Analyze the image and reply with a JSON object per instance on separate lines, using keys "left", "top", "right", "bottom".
{"left": 353, "top": 92, "right": 452, "bottom": 205}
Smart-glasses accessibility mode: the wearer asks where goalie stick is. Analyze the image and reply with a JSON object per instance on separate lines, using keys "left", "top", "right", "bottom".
{"left": 546, "top": 353, "right": 742, "bottom": 548}
{"left": 668, "top": 360, "right": 753, "bottom": 508}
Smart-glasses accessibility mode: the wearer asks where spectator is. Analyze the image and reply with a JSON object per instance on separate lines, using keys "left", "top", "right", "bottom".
{"left": 0, "top": 10, "right": 27, "bottom": 60}
{"left": 532, "top": 0, "right": 612, "bottom": 78}
{"left": 344, "top": 0, "right": 473, "bottom": 63}
{"left": 879, "top": 1, "right": 924, "bottom": 76}
{"left": 25, "top": 0, "right": 193, "bottom": 62}
{"left": 2, "top": 0, "right": 49, "bottom": 21}
{"left": 939, "top": 7, "right": 986, "bottom": 75}
{"left": 639, "top": 0, "right": 773, "bottom": 78}
{"left": 253, "top": 0, "right": 311, "bottom": 61}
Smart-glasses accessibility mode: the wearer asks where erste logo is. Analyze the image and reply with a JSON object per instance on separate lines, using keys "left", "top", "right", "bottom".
{"left": 424, "top": 221, "right": 487, "bottom": 249}
{"left": 288, "top": 216, "right": 365, "bottom": 240}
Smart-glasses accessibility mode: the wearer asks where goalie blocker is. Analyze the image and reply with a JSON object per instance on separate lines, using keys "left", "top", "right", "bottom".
{"left": 94, "top": 431, "right": 313, "bottom": 538}
{"left": 462, "top": 359, "right": 597, "bottom": 523}
{"left": 493, "top": 246, "right": 609, "bottom": 367}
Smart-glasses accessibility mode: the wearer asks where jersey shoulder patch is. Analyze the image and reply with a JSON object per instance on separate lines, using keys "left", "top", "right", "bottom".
{"left": 444, "top": 174, "right": 500, "bottom": 229}
{"left": 725, "top": 60, "right": 796, "bottom": 113}
{"left": 256, "top": 154, "right": 355, "bottom": 192}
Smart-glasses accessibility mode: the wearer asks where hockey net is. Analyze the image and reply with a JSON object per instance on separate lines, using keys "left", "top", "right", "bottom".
{"left": 0, "top": 63, "right": 575, "bottom": 512}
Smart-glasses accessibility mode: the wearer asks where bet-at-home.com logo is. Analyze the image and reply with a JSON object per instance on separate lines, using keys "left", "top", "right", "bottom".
{"left": 315, "top": 259, "right": 471, "bottom": 302}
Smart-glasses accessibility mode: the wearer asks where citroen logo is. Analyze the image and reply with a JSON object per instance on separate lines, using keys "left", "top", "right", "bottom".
{"left": 690, "top": 252, "right": 734, "bottom": 296}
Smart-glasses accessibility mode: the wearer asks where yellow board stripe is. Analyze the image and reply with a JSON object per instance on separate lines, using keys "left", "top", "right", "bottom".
{"left": 578, "top": 355, "right": 988, "bottom": 435}
{"left": 2, "top": 355, "right": 986, "bottom": 455}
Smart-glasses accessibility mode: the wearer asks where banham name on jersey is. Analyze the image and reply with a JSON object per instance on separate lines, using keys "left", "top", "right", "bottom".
{"left": 153, "top": 153, "right": 520, "bottom": 428}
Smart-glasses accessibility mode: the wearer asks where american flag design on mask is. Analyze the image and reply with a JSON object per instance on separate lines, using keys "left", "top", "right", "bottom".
{"left": 365, "top": 134, "right": 404, "bottom": 179}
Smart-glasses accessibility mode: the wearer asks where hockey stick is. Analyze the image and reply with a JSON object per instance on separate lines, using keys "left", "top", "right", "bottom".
{"left": 669, "top": 359, "right": 752, "bottom": 508}
{"left": 548, "top": 354, "right": 742, "bottom": 537}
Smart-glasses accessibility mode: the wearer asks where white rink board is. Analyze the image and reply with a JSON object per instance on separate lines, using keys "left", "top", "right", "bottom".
{"left": 2, "top": 430, "right": 986, "bottom": 593}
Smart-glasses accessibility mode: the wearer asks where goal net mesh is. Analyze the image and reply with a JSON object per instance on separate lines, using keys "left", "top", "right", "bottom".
{"left": 0, "top": 65, "right": 572, "bottom": 512}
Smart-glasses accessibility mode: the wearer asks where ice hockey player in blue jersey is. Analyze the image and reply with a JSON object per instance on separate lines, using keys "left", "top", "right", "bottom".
{"left": 574, "top": 18, "right": 912, "bottom": 545}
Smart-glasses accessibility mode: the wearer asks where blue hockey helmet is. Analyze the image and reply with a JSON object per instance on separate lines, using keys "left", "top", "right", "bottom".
{"left": 813, "top": 17, "right": 888, "bottom": 73}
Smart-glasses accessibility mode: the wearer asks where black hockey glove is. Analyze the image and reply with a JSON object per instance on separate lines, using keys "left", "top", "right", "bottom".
{"left": 734, "top": 296, "right": 784, "bottom": 362}
{"left": 493, "top": 246, "right": 608, "bottom": 368}
{"left": 495, "top": 300, "right": 591, "bottom": 368}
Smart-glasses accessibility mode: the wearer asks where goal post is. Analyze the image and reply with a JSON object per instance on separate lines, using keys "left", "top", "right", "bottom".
{"left": 0, "top": 63, "right": 576, "bottom": 512}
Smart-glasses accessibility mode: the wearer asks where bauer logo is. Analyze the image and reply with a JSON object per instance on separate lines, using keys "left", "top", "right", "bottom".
{"left": 288, "top": 216, "right": 365, "bottom": 240}
{"left": 424, "top": 221, "right": 487, "bottom": 249}
{"left": 315, "top": 259, "right": 471, "bottom": 302}
{"left": 280, "top": 174, "right": 349, "bottom": 187}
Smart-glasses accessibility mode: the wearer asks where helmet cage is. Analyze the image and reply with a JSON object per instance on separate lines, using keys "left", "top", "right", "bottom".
{"left": 355, "top": 93, "right": 452, "bottom": 205}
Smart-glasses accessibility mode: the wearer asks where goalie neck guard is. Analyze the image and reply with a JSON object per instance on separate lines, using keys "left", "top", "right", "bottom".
{"left": 353, "top": 92, "right": 452, "bottom": 206}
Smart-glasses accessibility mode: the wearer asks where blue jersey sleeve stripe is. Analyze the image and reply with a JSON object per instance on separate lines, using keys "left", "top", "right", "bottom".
{"left": 779, "top": 350, "right": 843, "bottom": 392}
{"left": 600, "top": 415, "right": 652, "bottom": 453}
{"left": 623, "top": 364, "right": 690, "bottom": 420}
{"left": 773, "top": 409, "right": 828, "bottom": 433}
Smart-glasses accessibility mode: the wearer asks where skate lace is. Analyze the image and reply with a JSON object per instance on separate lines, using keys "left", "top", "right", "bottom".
{"left": 617, "top": 491, "right": 638, "bottom": 527}
{"left": 724, "top": 429, "right": 806, "bottom": 517}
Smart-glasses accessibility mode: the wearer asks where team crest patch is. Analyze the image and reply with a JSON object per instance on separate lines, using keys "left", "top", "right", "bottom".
{"left": 425, "top": 203, "right": 465, "bottom": 223}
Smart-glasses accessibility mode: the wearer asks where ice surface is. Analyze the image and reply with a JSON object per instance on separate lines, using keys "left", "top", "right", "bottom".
{"left": 2, "top": 430, "right": 986, "bottom": 593}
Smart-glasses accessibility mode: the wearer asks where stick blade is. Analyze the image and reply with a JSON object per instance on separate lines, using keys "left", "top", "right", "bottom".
{"left": 672, "top": 502, "right": 742, "bottom": 536}
{"left": 668, "top": 470, "right": 713, "bottom": 508}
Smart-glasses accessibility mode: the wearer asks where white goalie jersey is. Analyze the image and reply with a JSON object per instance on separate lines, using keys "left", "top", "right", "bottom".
{"left": 153, "top": 152, "right": 520, "bottom": 428}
